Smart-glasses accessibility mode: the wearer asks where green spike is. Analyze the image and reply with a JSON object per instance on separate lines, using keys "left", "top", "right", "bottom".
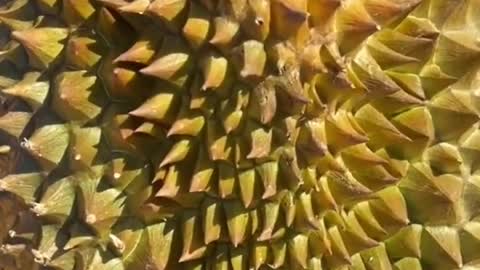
{"left": 21, "top": 124, "right": 70, "bottom": 173}
{"left": 32, "top": 176, "right": 75, "bottom": 224}
{"left": 0, "top": 173, "right": 43, "bottom": 204}
{"left": 12, "top": 27, "right": 68, "bottom": 69}
{"left": 2, "top": 72, "right": 49, "bottom": 111}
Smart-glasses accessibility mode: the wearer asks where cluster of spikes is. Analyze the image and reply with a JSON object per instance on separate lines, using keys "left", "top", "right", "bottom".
{"left": 2, "top": 0, "right": 480, "bottom": 269}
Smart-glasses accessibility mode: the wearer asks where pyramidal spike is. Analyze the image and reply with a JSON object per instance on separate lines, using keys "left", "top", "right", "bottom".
{"left": 21, "top": 124, "right": 70, "bottom": 173}
{"left": 12, "top": 27, "right": 68, "bottom": 69}
{"left": 2, "top": 72, "right": 49, "bottom": 111}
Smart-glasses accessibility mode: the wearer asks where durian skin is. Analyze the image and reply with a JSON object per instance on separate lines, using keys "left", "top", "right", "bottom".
{"left": 1, "top": 0, "right": 480, "bottom": 270}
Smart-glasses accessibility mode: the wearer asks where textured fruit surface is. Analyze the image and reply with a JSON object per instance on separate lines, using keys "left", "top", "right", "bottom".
{"left": 1, "top": 0, "right": 480, "bottom": 270}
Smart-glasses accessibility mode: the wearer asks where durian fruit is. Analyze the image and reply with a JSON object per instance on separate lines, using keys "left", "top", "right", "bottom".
{"left": 2, "top": 0, "right": 480, "bottom": 270}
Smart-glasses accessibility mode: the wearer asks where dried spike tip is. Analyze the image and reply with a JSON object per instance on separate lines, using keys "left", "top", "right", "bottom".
{"left": 2, "top": 72, "right": 49, "bottom": 111}
{"left": 0, "top": 173, "right": 43, "bottom": 204}
{"left": 110, "top": 218, "right": 145, "bottom": 267}
{"left": 182, "top": 2, "right": 211, "bottom": 49}
{"left": 11, "top": 27, "right": 68, "bottom": 69}
{"left": 32, "top": 224, "right": 67, "bottom": 266}
{"left": 21, "top": 124, "right": 70, "bottom": 173}
{"left": 52, "top": 71, "right": 105, "bottom": 124}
